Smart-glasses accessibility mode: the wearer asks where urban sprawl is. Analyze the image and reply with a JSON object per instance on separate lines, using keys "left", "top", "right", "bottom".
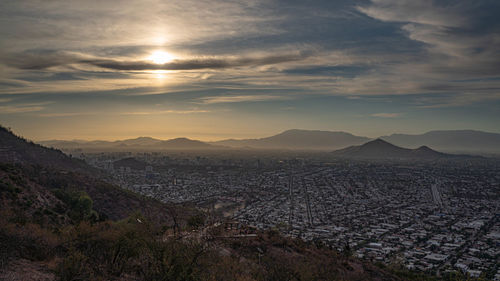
{"left": 79, "top": 152, "right": 499, "bottom": 279}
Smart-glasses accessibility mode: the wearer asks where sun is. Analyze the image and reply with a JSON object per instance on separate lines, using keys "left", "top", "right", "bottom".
{"left": 148, "top": 50, "right": 174, "bottom": 64}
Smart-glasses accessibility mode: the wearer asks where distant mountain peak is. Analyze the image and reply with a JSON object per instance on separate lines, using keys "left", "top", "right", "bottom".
{"left": 363, "top": 138, "right": 393, "bottom": 146}
{"left": 165, "top": 137, "right": 202, "bottom": 143}
{"left": 416, "top": 145, "right": 432, "bottom": 151}
{"left": 169, "top": 137, "right": 191, "bottom": 141}
{"left": 279, "top": 129, "right": 354, "bottom": 136}
{"left": 161, "top": 137, "right": 213, "bottom": 148}
{"left": 132, "top": 136, "right": 157, "bottom": 140}
{"left": 332, "top": 139, "right": 455, "bottom": 160}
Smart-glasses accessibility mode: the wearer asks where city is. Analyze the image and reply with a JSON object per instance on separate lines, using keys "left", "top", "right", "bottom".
{"left": 81, "top": 151, "right": 500, "bottom": 279}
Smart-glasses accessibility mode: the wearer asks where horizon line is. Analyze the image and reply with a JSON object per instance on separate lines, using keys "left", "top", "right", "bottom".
{"left": 30, "top": 128, "right": 498, "bottom": 143}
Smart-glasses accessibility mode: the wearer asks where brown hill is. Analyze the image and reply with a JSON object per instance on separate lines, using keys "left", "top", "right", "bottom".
{"left": 0, "top": 127, "right": 89, "bottom": 171}
{"left": 0, "top": 126, "right": 193, "bottom": 223}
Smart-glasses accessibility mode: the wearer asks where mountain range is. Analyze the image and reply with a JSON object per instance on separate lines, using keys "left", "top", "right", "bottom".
{"left": 38, "top": 129, "right": 500, "bottom": 155}
{"left": 39, "top": 136, "right": 215, "bottom": 151}
{"left": 210, "top": 129, "right": 370, "bottom": 150}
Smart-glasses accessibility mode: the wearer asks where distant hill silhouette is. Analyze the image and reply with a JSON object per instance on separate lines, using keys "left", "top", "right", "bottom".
{"left": 331, "top": 139, "right": 458, "bottom": 160}
{"left": 212, "top": 129, "right": 370, "bottom": 150}
{"left": 37, "top": 129, "right": 500, "bottom": 155}
{"left": 115, "top": 136, "right": 163, "bottom": 146}
{"left": 40, "top": 136, "right": 216, "bottom": 151}
{"left": 161, "top": 137, "right": 213, "bottom": 149}
{"left": 381, "top": 130, "right": 500, "bottom": 154}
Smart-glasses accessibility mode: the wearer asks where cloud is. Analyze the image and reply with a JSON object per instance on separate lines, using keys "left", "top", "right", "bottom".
{"left": 199, "top": 95, "right": 290, "bottom": 104}
{"left": 344, "top": 0, "right": 500, "bottom": 108}
{"left": 357, "top": 0, "right": 464, "bottom": 28}
{"left": 0, "top": 79, "right": 28, "bottom": 88}
{"left": 35, "top": 109, "right": 210, "bottom": 117}
{"left": 358, "top": 0, "right": 500, "bottom": 77}
{"left": 2, "top": 50, "right": 81, "bottom": 70}
{"left": 371, "top": 112, "right": 400, "bottom": 118}
{"left": 0, "top": 105, "right": 44, "bottom": 114}
{"left": 0, "top": 101, "right": 53, "bottom": 114}
{"left": 0, "top": 0, "right": 283, "bottom": 53}
{"left": 283, "top": 65, "right": 369, "bottom": 78}
{"left": 37, "top": 112, "right": 93, "bottom": 117}
{"left": 414, "top": 92, "right": 500, "bottom": 108}
{"left": 4, "top": 50, "right": 312, "bottom": 71}
{"left": 122, "top": 109, "right": 210, "bottom": 115}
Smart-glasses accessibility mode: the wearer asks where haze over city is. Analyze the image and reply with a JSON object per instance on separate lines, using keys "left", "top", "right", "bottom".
{"left": 1, "top": 0, "right": 500, "bottom": 141}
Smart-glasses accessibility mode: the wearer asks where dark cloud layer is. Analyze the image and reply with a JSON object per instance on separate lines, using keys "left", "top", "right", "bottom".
{"left": 4, "top": 50, "right": 312, "bottom": 71}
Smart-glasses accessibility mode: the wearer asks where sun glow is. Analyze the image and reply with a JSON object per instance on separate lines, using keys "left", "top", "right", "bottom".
{"left": 152, "top": 70, "right": 170, "bottom": 79}
{"left": 148, "top": 50, "right": 174, "bottom": 64}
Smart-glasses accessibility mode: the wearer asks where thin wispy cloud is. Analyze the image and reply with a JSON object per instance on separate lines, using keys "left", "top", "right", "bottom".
{"left": 199, "top": 95, "right": 290, "bottom": 104}
{"left": 414, "top": 92, "right": 500, "bottom": 109}
{"left": 122, "top": 109, "right": 210, "bottom": 115}
{"left": 358, "top": 0, "right": 500, "bottom": 78}
{"left": 0, "top": 105, "right": 45, "bottom": 113}
{"left": 371, "top": 113, "right": 401, "bottom": 118}
{"left": 37, "top": 112, "right": 95, "bottom": 117}
{"left": 357, "top": 0, "right": 464, "bottom": 28}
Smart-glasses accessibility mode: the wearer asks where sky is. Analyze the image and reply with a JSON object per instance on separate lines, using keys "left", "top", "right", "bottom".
{"left": 0, "top": 0, "right": 499, "bottom": 141}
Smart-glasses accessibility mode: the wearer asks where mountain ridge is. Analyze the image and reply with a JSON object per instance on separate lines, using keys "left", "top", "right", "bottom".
{"left": 36, "top": 128, "right": 500, "bottom": 155}
{"left": 39, "top": 136, "right": 218, "bottom": 151}
{"left": 211, "top": 129, "right": 371, "bottom": 150}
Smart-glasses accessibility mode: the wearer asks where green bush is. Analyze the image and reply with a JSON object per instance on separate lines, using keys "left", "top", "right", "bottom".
{"left": 53, "top": 189, "right": 97, "bottom": 222}
{"left": 187, "top": 214, "right": 205, "bottom": 229}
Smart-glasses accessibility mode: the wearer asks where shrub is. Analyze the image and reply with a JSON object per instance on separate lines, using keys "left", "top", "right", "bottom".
{"left": 187, "top": 214, "right": 205, "bottom": 229}
{"left": 57, "top": 249, "right": 94, "bottom": 281}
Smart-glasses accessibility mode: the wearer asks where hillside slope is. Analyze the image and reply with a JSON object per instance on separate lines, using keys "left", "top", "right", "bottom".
{"left": 0, "top": 126, "right": 192, "bottom": 223}
{"left": 0, "top": 127, "right": 89, "bottom": 171}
